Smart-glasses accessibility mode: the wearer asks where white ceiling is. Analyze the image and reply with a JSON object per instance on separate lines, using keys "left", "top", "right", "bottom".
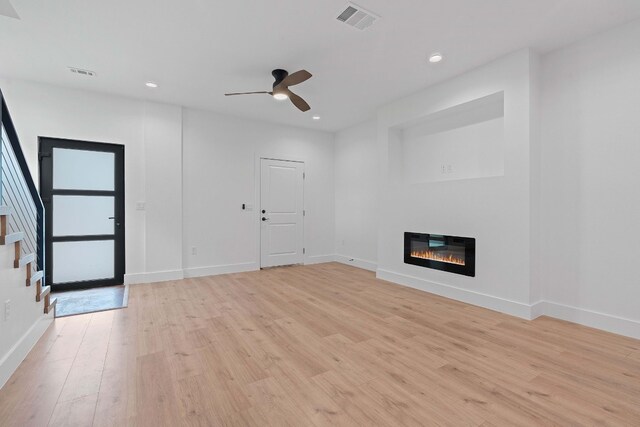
{"left": 1, "top": 0, "right": 640, "bottom": 132}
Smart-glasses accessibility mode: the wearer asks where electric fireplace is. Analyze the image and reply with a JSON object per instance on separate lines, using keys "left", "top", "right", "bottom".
{"left": 404, "top": 232, "right": 476, "bottom": 277}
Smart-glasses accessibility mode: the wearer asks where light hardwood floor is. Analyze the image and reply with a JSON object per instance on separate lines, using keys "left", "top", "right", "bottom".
{"left": 1, "top": 263, "right": 639, "bottom": 426}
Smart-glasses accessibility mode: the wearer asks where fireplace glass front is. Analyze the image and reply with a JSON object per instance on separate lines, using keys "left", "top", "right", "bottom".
{"left": 404, "top": 232, "right": 475, "bottom": 277}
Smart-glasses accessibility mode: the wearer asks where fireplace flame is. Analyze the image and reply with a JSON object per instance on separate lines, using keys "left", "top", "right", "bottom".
{"left": 410, "top": 250, "right": 465, "bottom": 266}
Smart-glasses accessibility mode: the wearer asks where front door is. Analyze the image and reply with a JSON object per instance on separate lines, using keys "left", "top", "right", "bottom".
{"left": 39, "top": 138, "right": 125, "bottom": 291}
{"left": 260, "top": 158, "right": 304, "bottom": 268}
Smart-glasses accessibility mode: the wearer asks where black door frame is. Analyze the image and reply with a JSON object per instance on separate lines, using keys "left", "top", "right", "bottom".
{"left": 39, "top": 137, "right": 125, "bottom": 291}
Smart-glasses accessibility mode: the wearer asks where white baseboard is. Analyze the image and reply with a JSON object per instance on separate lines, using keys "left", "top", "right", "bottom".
{"left": 530, "top": 300, "right": 545, "bottom": 319}
{"left": 540, "top": 301, "right": 640, "bottom": 340}
{"left": 334, "top": 255, "right": 377, "bottom": 272}
{"left": 376, "top": 269, "right": 534, "bottom": 319}
{"left": 124, "top": 269, "right": 184, "bottom": 285}
{"left": 374, "top": 269, "right": 640, "bottom": 339}
{"left": 183, "top": 262, "right": 259, "bottom": 279}
{"left": 0, "top": 311, "right": 54, "bottom": 389}
{"left": 125, "top": 257, "right": 336, "bottom": 284}
{"left": 305, "top": 254, "right": 336, "bottom": 265}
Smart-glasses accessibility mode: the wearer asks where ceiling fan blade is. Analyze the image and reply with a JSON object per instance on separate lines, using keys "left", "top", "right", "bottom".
{"left": 286, "top": 89, "right": 311, "bottom": 112}
{"left": 225, "top": 91, "right": 272, "bottom": 96}
{"left": 280, "top": 70, "right": 312, "bottom": 87}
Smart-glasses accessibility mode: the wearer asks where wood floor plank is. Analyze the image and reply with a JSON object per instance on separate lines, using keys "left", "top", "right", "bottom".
{"left": 0, "top": 356, "right": 75, "bottom": 427}
{"left": 134, "top": 351, "right": 182, "bottom": 427}
{"left": 0, "top": 262, "right": 638, "bottom": 426}
{"left": 48, "top": 393, "right": 99, "bottom": 427}
{"left": 58, "top": 311, "right": 114, "bottom": 403}
{"left": 92, "top": 314, "right": 138, "bottom": 427}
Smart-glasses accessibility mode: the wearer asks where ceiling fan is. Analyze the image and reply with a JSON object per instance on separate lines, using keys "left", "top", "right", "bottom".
{"left": 225, "top": 69, "right": 312, "bottom": 112}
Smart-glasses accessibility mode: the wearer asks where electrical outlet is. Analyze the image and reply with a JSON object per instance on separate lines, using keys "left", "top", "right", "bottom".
{"left": 4, "top": 300, "right": 10, "bottom": 321}
{"left": 441, "top": 165, "right": 446, "bottom": 174}
{"left": 447, "top": 164, "right": 453, "bottom": 173}
{"left": 191, "top": 247, "right": 197, "bottom": 256}
{"left": 136, "top": 201, "right": 146, "bottom": 211}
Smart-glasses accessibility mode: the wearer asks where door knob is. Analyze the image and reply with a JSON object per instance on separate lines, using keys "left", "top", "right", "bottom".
{"left": 262, "top": 217, "right": 269, "bottom": 221}
{"left": 262, "top": 210, "right": 266, "bottom": 214}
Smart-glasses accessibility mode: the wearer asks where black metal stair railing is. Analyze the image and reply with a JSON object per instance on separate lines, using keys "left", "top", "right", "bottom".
{"left": 0, "top": 89, "right": 45, "bottom": 284}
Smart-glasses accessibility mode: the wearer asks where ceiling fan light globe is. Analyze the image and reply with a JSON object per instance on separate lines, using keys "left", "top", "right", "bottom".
{"left": 273, "top": 93, "right": 289, "bottom": 101}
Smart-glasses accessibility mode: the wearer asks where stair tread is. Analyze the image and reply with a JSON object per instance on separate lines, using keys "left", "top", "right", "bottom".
{"left": 15, "top": 252, "right": 35, "bottom": 268}
{"left": 37, "top": 285, "right": 51, "bottom": 302}
{"left": 28, "top": 270, "right": 43, "bottom": 287}
{"left": 0, "top": 231, "right": 24, "bottom": 245}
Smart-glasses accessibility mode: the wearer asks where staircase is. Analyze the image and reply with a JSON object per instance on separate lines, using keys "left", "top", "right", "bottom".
{"left": 1, "top": 89, "right": 52, "bottom": 388}
{"left": 0, "top": 206, "right": 54, "bottom": 314}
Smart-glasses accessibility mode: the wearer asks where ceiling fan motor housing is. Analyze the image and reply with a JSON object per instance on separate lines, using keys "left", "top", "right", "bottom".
{"left": 272, "top": 69, "right": 289, "bottom": 89}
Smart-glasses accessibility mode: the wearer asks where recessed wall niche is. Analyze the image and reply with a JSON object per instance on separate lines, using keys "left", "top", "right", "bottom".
{"left": 388, "top": 91, "right": 505, "bottom": 184}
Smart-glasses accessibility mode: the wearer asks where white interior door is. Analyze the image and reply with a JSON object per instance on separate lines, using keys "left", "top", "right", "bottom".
{"left": 260, "top": 158, "right": 304, "bottom": 268}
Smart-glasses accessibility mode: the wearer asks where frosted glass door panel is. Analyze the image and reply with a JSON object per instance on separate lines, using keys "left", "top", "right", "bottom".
{"left": 53, "top": 148, "right": 115, "bottom": 190}
{"left": 53, "top": 195, "right": 114, "bottom": 236}
{"left": 53, "top": 240, "right": 114, "bottom": 283}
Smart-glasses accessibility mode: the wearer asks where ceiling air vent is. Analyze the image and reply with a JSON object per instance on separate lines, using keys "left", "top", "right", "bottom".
{"left": 69, "top": 67, "right": 96, "bottom": 77}
{"left": 336, "top": 2, "right": 379, "bottom": 30}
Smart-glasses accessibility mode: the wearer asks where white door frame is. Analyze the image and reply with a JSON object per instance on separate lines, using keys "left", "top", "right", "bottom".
{"left": 254, "top": 155, "right": 305, "bottom": 268}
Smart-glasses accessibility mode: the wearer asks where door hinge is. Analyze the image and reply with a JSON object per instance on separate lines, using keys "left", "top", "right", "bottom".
{"left": 303, "top": 248, "right": 306, "bottom": 254}
{"left": 303, "top": 210, "right": 306, "bottom": 216}
{"left": 303, "top": 172, "right": 305, "bottom": 179}
{"left": 38, "top": 152, "right": 52, "bottom": 160}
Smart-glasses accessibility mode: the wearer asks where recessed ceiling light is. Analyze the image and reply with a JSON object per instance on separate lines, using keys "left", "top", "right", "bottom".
{"left": 312, "top": 116, "right": 321, "bottom": 120}
{"left": 273, "top": 93, "right": 289, "bottom": 101}
{"left": 429, "top": 52, "right": 443, "bottom": 63}
{"left": 145, "top": 82, "right": 158, "bottom": 88}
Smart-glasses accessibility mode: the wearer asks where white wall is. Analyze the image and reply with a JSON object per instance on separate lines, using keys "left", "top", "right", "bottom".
{"left": 539, "top": 20, "right": 640, "bottom": 337}
{"left": 0, "top": 78, "right": 183, "bottom": 283}
{"left": 376, "top": 50, "right": 537, "bottom": 319}
{"left": 529, "top": 53, "right": 543, "bottom": 308}
{"left": 334, "top": 120, "right": 378, "bottom": 271}
{"left": 402, "top": 117, "right": 504, "bottom": 184}
{"left": 182, "top": 108, "right": 335, "bottom": 277}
